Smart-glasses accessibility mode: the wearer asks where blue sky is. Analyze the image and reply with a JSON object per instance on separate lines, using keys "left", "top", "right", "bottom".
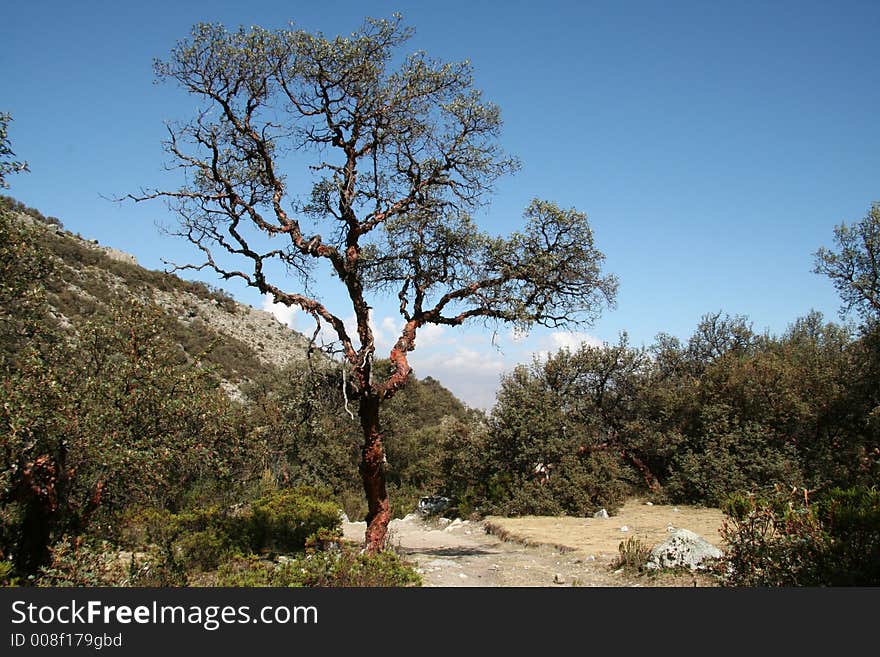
{"left": 4, "top": 1, "right": 880, "bottom": 408}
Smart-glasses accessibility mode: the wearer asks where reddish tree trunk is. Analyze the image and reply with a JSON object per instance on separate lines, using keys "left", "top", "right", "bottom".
{"left": 359, "top": 394, "right": 391, "bottom": 553}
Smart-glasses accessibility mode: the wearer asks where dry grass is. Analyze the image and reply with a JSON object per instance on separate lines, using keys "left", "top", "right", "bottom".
{"left": 484, "top": 498, "right": 726, "bottom": 560}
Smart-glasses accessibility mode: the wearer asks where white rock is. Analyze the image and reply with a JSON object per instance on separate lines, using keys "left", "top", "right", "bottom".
{"left": 593, "top": 508, "right": 609, "bottom": 519}
{"left": 620, "top": 525, "right": 630, "bottom": 532}
{"left": 646, "top": 529, "right": 723, "bottom": 571}
{"left": 645, "top": 501, "right": 653, "bottom": 506}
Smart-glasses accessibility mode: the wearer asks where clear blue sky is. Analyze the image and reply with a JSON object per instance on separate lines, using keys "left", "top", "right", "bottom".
{"left": 4, "top": 1, "right": 879, "bottom": 408}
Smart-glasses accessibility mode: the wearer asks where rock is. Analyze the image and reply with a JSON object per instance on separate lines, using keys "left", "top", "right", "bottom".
{"left": 554, "top": 573, "right": 565, "bottom": 584}
{"left": 666, "top": 524, "right": 676, "bottom": 532}
{"left": 339, "top": 510, "right": 349, "bottom": 523}
{"left": 620, "top": 525, "right": 629, "bottom": 532}
{"left": 400, "top": 513, "right": 420, "bottom": 523}
{"left": 646, "top": 529, "right": 723, "bottom": 571}
{"left": 645, "top": 501, "right": 653, "bottom": 506}
{"left": 444, "top": 518, "right": 463, "bottom": 532}
{"left": 593, "top": 508, "right": 609, "bottom": 519}
{"left": 586, "top": 555, "right": 596, "bottom": 561}
{"left": 673, "top": 507, "right": 680, "bottom": 513}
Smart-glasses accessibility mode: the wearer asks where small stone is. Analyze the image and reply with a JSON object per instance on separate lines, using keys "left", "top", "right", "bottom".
{"left": 667, "top": 525, "right": 676, "bottom": 532}
{"left": 645, "top": 501, "right": 653, "bottom": 506}
{"left": 554, "top": 573, "right": 565, "bottom": 584}
{"left": 586, "top": 555, "right": 596, "bottom": 561}
{"left": 593, "top": 508, "right": 609, "bottom": 519}
{"left": 620, "top": 525, "right": 629, "bottom": 532}
{"left": 673, "top": 507, "right": 680, "bottom": 513}
{"left": 458, "top": 573, "right": 468, "bottom": 579}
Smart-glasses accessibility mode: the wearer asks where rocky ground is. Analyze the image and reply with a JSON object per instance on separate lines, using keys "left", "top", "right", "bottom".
{"left": 342, "top": 500, "right": 726, "bottom": 587}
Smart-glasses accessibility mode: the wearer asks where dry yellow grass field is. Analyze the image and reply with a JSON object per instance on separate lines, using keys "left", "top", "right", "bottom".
{"left": 483, "top": 498, "right": 727, "bottom": 558}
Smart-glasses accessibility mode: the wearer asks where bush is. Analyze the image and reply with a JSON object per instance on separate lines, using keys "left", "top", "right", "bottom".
{"left": 720, "top": 486, "right": 880, "bottom": 586}
{"left": 214, "top": 547, "right": 421, "bottom": 587}
{"left": 248, "top": 488, "right": 341, "bottom": 553}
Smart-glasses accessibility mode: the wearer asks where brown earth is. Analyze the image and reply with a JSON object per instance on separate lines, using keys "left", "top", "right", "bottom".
{"left": 342, "top": 498, "right": 727, "bottom": 587}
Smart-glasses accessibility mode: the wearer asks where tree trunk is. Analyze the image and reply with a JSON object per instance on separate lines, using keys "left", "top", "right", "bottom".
{"left": 358, "top": 394, "right": 390, "bottom": 553}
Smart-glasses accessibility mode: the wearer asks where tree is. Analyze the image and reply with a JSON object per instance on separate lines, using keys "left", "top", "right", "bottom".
{"left": 0, "top": 113, "right": 28, "bottom": 188}
{"left": 814, "top": 203, "right": 880, "bottom": 322}
{"left": 136, "top": 16, "right": 617, "bottom": 551}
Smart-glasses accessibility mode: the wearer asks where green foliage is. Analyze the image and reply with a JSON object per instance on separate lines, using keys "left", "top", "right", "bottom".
{"left": 249, "top": 488, "right": 341, "bottom": 553}
{"left": 720, "top": 486, "right": 880, "bottom": 586}
{"left": 815, "top": 202, "right": 880, "bottom": 322}
{"left": 214, "top": 548, "right": 421, "bottom": 587}
{"left": 0, "top": 295, "right": 249, "bottom": 576}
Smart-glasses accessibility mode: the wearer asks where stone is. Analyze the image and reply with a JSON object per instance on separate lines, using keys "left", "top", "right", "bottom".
{"left": 645, "top": 501, "right": 653, "bottom": 506}
{"left": 554, "top": 573, "right": 565, "bottom": 584}
{"left": 593, "top": 508, "right": 609, "bottom": 519}
{"left": 620, "top": 525, "right": 629, "bottom": 532}
{"left": 646, "top": 529, "right": 723, "bottom": 571}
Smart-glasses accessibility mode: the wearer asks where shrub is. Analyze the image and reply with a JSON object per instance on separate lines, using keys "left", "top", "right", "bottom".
{"left": 214, "top": 547, "right": 421, "bottom": 587}
{"left": 248, "top": 488, "right": 341, "bottom": 553}
{"left": 720, "top": 486, "right": 880, "bottom": 586}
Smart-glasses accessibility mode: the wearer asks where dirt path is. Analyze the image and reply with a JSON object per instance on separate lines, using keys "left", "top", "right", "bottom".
{"left": 342, "top": 499, "right": 726, "bottom": 587}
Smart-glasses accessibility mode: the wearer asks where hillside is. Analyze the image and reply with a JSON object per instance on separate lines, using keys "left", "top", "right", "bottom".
{"left": 2, "top": 195, "right": 323, "bottom": 388}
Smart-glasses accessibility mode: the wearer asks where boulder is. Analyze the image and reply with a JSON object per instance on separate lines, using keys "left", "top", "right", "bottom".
{"left": 646, "top": 529, "right": 722, "bottom": 571}
{"left": 593, "top": 508, "right": 609, "bottom": 519}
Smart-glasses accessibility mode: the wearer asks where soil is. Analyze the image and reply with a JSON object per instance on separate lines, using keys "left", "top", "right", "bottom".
{"left": 342, "top": 498, "right": 727, "bottom": 587}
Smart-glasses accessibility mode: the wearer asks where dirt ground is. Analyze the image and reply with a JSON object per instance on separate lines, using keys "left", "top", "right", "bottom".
{"left": 342, "top": 498, "right": 727, "bottom": 587}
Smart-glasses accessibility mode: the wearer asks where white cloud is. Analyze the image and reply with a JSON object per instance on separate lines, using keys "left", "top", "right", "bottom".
{"left": 547, "top": 330, "right": 604, "bottom": 351}
{"left": 416, "top": 323, "right": 446, "bottom": 348}
{"left": 410, "top": 346, "right": 507, "bottom": 410}
{"left": 261, "top": 293, "right": 298, "bottom": 329}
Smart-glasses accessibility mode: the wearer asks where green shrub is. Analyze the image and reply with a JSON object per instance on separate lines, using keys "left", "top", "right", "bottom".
{"left": 248, "top": 488, "right": 341, "bottom": 553}
{"left": 720, "top": 486, "right": 880, "bottom": 586}
{"left": 214, "top": 547, "right": 421, "bottom": 587}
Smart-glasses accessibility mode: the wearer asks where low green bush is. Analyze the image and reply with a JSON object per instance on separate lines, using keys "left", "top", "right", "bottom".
{"left": 720, "top": 486, "right": 880, "bottom": 586}
{"left": 214, "top": 547, "right": 421, "bottom": 587}
{"left": 248, "top": 488, "right": 341, "bottom": 554}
